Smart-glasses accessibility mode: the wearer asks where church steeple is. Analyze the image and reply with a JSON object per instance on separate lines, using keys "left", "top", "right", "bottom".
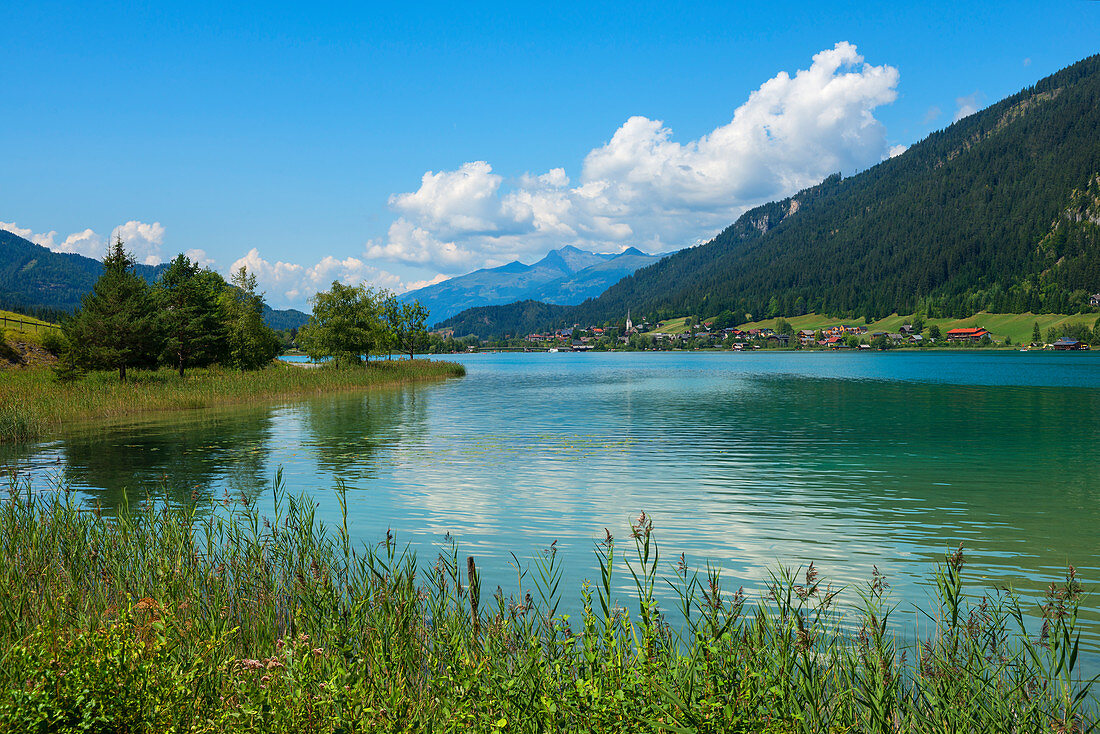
{"left": 625, "top": 309, "right": 633, "bottom": 332}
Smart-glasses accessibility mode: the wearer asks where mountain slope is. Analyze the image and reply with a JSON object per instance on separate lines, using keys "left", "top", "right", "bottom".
{"left": 399, "top": 245, "right": 664, "bottom": 322}
{"left": 438, "top": 54, "right": 1100, "bottom": 339}
{"left": 0, "top": 229, "right": 309, "bottom": 329}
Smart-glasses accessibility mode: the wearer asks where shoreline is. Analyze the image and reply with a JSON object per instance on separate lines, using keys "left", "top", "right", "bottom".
{"left": 0, "top": 359, "right": 465, "bottom": 445}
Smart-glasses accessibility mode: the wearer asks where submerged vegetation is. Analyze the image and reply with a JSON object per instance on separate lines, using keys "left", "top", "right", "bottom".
{"left": 0, "top": 476, "right": 1095, "bottom": 732}
{"left": 0, "top": 359, "right": 465, "bottom": 445}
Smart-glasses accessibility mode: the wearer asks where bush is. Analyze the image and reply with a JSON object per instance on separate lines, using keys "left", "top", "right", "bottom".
{"left": 39, "top": 327, "right": 68, "bottom": 357}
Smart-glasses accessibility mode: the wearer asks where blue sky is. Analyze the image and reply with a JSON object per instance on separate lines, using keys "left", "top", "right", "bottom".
{"left": 3, "top": 1, "right": 1098, "bottom": 308}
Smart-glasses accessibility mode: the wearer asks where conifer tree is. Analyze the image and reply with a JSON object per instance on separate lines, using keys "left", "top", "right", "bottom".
{"left": 155, "top": 254, "right": 228, "bottom": 376}
{"left": 63, "top": 236, "right": 159, "bottom": 381}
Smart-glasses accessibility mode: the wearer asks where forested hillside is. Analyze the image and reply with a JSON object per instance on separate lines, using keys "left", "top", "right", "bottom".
{"left": 439, "top": 54, "right": 1100, "bottom": 339}
{"left": 0, "top": 229, "right": 309, "bottom": 329}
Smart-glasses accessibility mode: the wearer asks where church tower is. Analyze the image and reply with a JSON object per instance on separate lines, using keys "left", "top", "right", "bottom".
{"left": 625, "top": 309, "right": 633, "bottom": 332}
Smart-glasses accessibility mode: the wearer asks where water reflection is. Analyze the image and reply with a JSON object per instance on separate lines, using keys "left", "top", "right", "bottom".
{"left": 3, "top": 352, "right": 1099, "bottom": 660}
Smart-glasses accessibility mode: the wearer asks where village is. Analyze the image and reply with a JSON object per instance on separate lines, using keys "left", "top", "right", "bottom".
{"left": 512, "top": 314, "right": 1095, "bottom": 352}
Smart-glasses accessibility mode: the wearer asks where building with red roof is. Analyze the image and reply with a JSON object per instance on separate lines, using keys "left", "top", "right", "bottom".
{"left": 945, "top": 327, "right": 990, "bottom": 342}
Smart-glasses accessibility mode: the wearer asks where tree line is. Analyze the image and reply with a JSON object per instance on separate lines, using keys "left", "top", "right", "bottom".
{"left": 50, "top": 238, "right": 431, "bottom": 380}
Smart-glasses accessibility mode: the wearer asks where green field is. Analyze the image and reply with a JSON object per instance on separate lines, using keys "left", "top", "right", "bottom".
{"left": 737, "top": 311, "right": 1099, "bottom": 344}
{"left": 0, "top": 309, "right": 59, "bottom": 345}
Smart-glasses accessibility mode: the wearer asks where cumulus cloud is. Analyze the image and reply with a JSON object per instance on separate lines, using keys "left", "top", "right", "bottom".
{"left": 953, "top": 92, "right": 982, "bottom": 122}
{"left": 229, "top": 248, "right": 419, "bottom": 308}
{"left": 368, "top": 42, "right": 901, "bottom": 274}
{"left": 1, "top": 219, "right": 168, "bottom": 263}
{"left": 888, "top": 144, "right": 908, "bottom": 158}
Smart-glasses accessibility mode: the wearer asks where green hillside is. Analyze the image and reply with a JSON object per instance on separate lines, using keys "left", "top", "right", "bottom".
{"left": 439, "top": 54, "right": 1100, "bottom": 339}
{"left": 0, "top": 229, "right": 310, "bottom": 329}
{"left": 740, "top": 312, "right": 1099, "bottom": 345}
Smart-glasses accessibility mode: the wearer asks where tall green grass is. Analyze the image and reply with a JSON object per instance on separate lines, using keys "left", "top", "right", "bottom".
{"left": 0, "top": 359, "right": 465, "bottom": 445}
{"left": 0, "top": 474, "right": 1095, "bottom": 732}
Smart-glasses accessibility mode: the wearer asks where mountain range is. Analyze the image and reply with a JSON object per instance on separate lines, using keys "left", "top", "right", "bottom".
{"left": 398, "top": 245, "right": 664, "bottom": 323}
{"left": 0, "top": 229, "right": 310, "bottom": 330}
{"left": 438, "top": 54, "right": 1100, "bottom": 339}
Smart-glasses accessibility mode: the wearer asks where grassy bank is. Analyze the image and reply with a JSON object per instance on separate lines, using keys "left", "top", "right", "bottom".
{"left": 0, "top": 476, "right": 1095, "bottom": 733}
{"left": 0, "top": 309, "right": 58, "bottom": 346}
{"left": 0, "top": 359, "right": 465, "bottom": 445}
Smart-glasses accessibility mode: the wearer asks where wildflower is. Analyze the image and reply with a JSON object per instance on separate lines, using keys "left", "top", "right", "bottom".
{"left": 312, "top": 648, "right": 323, "bottom": 657}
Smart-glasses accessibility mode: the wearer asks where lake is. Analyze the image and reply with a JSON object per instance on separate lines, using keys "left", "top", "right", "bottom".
{"left": 4, "top": 350, "right": 1099, "bottom": 657}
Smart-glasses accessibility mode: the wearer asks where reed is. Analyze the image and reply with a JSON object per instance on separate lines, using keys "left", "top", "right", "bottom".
{"left": 0, "top": 359, "right": 465, "bottom": 444}
{"left": 0, "top": 473, "right": 1095, "bottom": 733}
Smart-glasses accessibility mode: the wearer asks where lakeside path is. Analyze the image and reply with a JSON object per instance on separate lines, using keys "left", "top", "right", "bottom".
{"left": 0, "top": 359, "right": 465, "bottom": 444}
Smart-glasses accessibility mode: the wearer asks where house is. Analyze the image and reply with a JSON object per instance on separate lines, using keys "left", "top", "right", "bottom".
{"left": 899, "top": 324, "right": 915, "bottom": 334}
{"left": 1052, "top": 337, "right": 1088, "bottom": 350}
{"left": 887, "top": 333, "right": 906, "bottom": 343}
{"left": 945, "top": 327, "right": 990, "bottom": 342}
{"left": 824, "top": 335, "right": 845, "bottom": 348}
{"left": 1091, "top": 293, "right": 1100, "bottom": 307}
{"left": 907, "top": 334, "right": 924, "bottom": 344}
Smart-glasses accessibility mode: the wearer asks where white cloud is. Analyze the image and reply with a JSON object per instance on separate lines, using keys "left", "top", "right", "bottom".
{"left": 369, "top": 42, "right": 901, "bottom": 274}
{"left": 111, "top": 220, "right": 166, "bottom": 265}
{"left": 229, "top": 248, "right": 418, "bottom": 308}
{"left": 922, "top": 105, "right": 942, "bottom": 124}
{"left": 184, "top": 248, "right": 215, "bottom": 266}
{"left": 888, "top": 144, "right": 908, "bottom": 158}
{"left": 1, "top": 219, "right": 166, "bottom": 262}
{"left": 953, "top": 92, "right": 982, "bottom": 122}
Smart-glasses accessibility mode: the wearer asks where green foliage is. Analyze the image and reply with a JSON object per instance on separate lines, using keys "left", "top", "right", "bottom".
{"left": 298, "top": 281, "right": 387, "bottom": 364}
{"left": 220, "top": 267, "right": 280, "bottom": 370}
{"left": 929, "top": 323, "right": 942, "bottom": 340}
{"left": 155, "top": 254, "right": 230, "bottom": 376}
{"left": 0, "top": 329, "right": 20, "bottom": 364}
{"left": 385, "top": 297, "right": 430, "bottom": 358}
{"left": 62, "top": 237, "right": 161, "bottom": 381}
{"left": 0, "top": 478, "right": 1095, "bottom": 732}
{"left": 774, "top": 317, "right": 793, "bottom": 335}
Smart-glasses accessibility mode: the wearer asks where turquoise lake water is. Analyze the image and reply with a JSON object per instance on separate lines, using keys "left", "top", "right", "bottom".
{"left": 4, "top": 350, "right": 1099, "bottom": 657}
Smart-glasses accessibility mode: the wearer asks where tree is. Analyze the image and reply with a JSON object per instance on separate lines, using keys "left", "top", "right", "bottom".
{"left": 63, "top": 237, "right": 160, "bottom": 381}
{"left": 775, "top": 318, "right": 793, "bottom": 335}
{"left": 155, "top": 254, "right": 228, "bottom": 377}
{"left": 929, "top": 324, "right": 942, "bottom": 341}
{"left": 219, "top": 267, "right": 279, "bottom": 370}
{"left": 1032, "top": 321, "right": 1042, "bottom": 344}
{"left": 298, "top": 281, "right": 385, "bottom": 365}
{"left": 385, "top": 297, "right": 430, "bottom": 359}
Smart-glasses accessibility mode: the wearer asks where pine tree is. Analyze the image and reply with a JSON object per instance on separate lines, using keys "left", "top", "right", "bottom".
{"left": 63, "top": 236, "right": 160, "bottom": 381}
{"left": 155, "top": 254, "right": 228, "bottom": 376}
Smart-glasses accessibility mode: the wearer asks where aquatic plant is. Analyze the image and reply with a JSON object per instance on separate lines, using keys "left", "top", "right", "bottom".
{"left": 0, "top": 473, "right": 1095, "bottom": 732}
{"left": 0, "top": 359, "right": 465, "bottom": 445}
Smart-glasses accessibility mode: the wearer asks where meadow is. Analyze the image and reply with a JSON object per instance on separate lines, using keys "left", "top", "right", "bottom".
{"left": 0, "top": 472, "right": 1095, "bottom": 733}
{"left": 0, "top": 360, "right": 465, "bottom": 444}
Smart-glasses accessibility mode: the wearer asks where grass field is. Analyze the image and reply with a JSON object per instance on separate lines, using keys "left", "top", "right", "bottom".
{"left": 0, "top": 479, "right": 1094, "bottom": 732}
{"left": 0, "top": 359, "right": 465, "bottom": 444}
{"left": 736, "top": 311, "right": 1100, "bottom": 344}
{"left": 0, "top": 309, "right": 59, "bottom": 345}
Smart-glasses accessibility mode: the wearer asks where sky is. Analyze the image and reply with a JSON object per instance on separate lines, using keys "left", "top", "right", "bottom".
{"left": 2, "top": 1, "right": 1099, "bottom": 310}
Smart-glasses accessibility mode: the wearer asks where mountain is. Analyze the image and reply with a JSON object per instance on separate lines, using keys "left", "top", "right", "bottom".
{"left": 398, "top": 245, "right": 664, "bottom": 323}
{"left": 0, "top": 229, "right": 310, "bottom": 330}
{"left": 438, "top": 55, "right": 1100, "bottom": 339}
